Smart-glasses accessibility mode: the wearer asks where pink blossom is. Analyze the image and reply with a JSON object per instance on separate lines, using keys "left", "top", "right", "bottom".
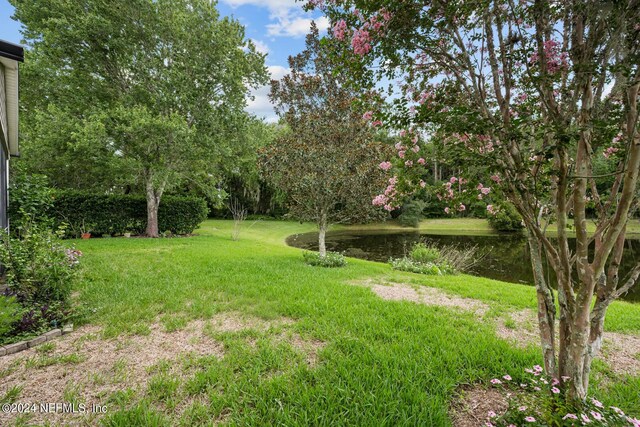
{"left": 503, "top": 375, "right": 512, "bottom": 381}
{"left": 371, "top": 120, "right": 383, "bottom": 127}
{"left": 611, "top": 407, "right": 625, "bottom": 416}
{"left": 398, "top": 150, "right": 406, "bottom": 159}
{"left": 372, "top": 195, "right": 387, "bottom": 206}
{"left": 490, "top": 174, "right": 502, "bottom": 184}
{"left": 450, "top": 176, "right": 458, "bottom": 184}
{"left": 383, "top": 204, "right": 394, "bottom": 212}
{"left": 351, "top": 28, "right": 372, "bottom": 55}
{"left": 524, "top": 417, "right": 536, "bottom": 423}
{"left": 551, "top": 387, "right": 560, "bottom": 394}
{"left": 487, "top": 411, "right": 497, "bottom": 418}
{"left": 581, "top": 414, "right": 591, "bottom": 423}
{"left": 379, "top": 161, "right": 392, "bottom": 171}
{"left": 412, "top": 145, "right": 420, "bottom": 153}
{"left": 419, "top": 180, "right": 426, "bottom": 188}
{"left": 332, "top": 19, "right": 348, "bottom": 40}
{"left": 590, "top": 412, "right": 603, "bottom": 421}
{"left": 533, "top": 365, "right": 543, "bottom": 372}
{"left": 563, "top": 414, "right": 578, "bottom": 420}
{"left": 417, "top": 158, "right": 426, "bottom": 165}
{"left": 395, "top": 142, "right": 404, "bottom": 150}
{"left": 444, "top": 207, "right": 450, "bottom": 214}
{"left": 362, "top": 110, "right": 373, "bottom": 121}
{"left": 518, "top": 406, "right": 527, "bottom": 412}
{"left": 458, "top": 204, "right": 466, "bottom": 212}
{"left": 405, "top": 160, "right": 413, "bottom": 167}
{"left": 591, "top": 399, "right": 603, "bottom": 408}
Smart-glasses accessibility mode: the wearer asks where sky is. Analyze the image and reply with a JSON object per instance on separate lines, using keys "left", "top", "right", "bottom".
{"left": 0, "top": 0, "right": 329, "bottom": 122}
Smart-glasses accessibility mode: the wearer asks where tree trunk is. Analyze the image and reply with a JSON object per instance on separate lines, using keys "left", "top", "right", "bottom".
{"left": 527, "top": 233, "right": 557, "bottom": 377}
{"left": 318, "top": 214, "right": 327, "bottom": 258}
{"left": 145, "top": 180, "right": 162, "bottom": 238}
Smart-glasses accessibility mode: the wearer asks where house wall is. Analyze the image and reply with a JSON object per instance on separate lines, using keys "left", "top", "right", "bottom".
{"left": 0, "top": 63, "right": 7, "bottom": 230}
{"left": 0, "top": 63, "right": 7, "bottom": 149}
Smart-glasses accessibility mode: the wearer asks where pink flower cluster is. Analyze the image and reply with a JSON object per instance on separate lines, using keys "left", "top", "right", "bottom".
{"left": 603, "top": 132, "right": 623, "bottom": 159}
{"left": 529, "top": 39, "right": 569, "bottom": 74}
{"left": 372, "top": 176, "right": 399, "bottom": 212}
{"left": 476, "top": 183, "right": 491, "bottom": 200}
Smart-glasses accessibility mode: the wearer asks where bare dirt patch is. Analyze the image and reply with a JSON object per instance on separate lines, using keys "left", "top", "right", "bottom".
{"left": 496, "top": 309, "right": 640, "bottom": 376}
{"left": 450, "top": 385, "right": 510, "bottom": 427}
{"left": 353, "top": 279, "right": 490, "bottom": 316}
{"left": 287, "top": 334, "right": 326, "bottom": 367}
{"left": 0, "top": 312, "right": 293, "bottom": 426}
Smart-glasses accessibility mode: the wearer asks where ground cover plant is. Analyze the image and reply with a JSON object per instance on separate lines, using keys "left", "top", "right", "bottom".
{"left": 1, "top": 219, "right": 638, "bottom": 426}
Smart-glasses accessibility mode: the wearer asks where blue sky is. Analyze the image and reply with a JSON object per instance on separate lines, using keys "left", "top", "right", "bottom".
{"left": 0, "top": 0, "right": 329, "bottom": 121}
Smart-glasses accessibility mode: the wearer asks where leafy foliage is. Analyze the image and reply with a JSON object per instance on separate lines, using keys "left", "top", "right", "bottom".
{"left": 0, "top": 224, "right": 81, "bottom": 342}
{"left": 37, "top": 191, "right": 209, "bottom": 237}
{"left": 260, "top": 25, "right": 389, "bottom": 255}
{"left": 487, "top": 203, "right": 525, "bottom": 232}
{"left": 12, "top": 0, "right": 268, "bottom": 236}
{"left": 302, "top": 251, "right": 346, "bottom": 268}
{"left": 397, "top": 200, "right": 426, "bottom": 228}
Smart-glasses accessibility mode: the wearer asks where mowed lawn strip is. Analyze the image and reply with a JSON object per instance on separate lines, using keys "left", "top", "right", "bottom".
{"left": 63, "top": 219, "right": 640, "bottom": 425}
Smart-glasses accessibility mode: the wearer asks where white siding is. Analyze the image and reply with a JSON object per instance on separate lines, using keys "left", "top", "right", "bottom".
{"left": 0, "top": 63, "right": 7, "bottom": 152}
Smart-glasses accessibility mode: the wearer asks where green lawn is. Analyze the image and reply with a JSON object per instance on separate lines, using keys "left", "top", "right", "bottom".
{"left": 15, "top": 219, "right": 639, "bottom": 425}
{"left": 339, "top": 217, "right": 640, "bottom": 237}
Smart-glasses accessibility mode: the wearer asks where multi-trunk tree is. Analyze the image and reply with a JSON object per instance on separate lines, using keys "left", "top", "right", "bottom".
{"left": 11, "top": 0, "right": 267, "bottom": 236}
{"left": 312, "top": 0, "right": 640, "bottom": 402}
{"left": 260, "top": 25, "right": 388, "bottom": 257}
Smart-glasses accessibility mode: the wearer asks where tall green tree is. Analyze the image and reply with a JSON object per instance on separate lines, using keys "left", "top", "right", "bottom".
{"left": 11, "top": 0, "right": 267, "bottom": 236}
{"left": 260, "top": 25, "right": 388, "bottom": 257}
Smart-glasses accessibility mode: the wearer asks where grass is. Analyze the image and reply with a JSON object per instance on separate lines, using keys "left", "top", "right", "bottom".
{"left": 62, "top": 219, "right": 640, "bottom": 425}
{"left": 338, "top": 217, "right": 640, "bottom": 236}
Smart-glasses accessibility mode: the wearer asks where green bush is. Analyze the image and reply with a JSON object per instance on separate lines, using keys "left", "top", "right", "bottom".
{"left": 487, "top": 202, "right": 525, "bottom": 232}
{"left": 0, "top": 224, "right": 81, "bottom": 342}
{"left": 302, "top": 251, "right": 346, "bottom": 268}
{"left": 390, "top": 257, "right": 452, "bottom": 275}
{"left": 8, "top": 173, "right": 54, "bottom": 233}
{"left": 397, "top": 200, "right": 426, "bottom": 227}
{"left": 29, "top": 191, "right": 209, "bottom": 237}
{"left": 0, "top": 296, "right": 22, "bottom": 338}
{"left": 410, "top": 243, "right": 441, "bottom": 263}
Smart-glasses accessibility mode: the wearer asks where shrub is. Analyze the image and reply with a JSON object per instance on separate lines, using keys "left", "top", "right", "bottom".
{"left": 392, "top": 241, "right": 484, "bottom": 275}
{"left": 397, "top": 200, "right": 426, "bottom": 227}
{"left": 8, "top": 173, "right": 54, "bottom": 233}
{"left": 302, "top": 251, "right": 346, "bottom": 268}
{"left": 0, "top": 224, "right": 81, "bottom": 342}
{"left": 0, "top": 296, "right": 22, "bottom": 338}
{"left": 410, "top": 243, "right": 441, "bottom": 263}
{"left": 390, "top": 257, "right": 452, "bottom": 275}
{"left": 29, "top": 191, "right": 209, "bottom": 237}
{"left": 487, "top": 202, "right": 525, "bottom": 232}
{"left": 486, "top": 366, "right": 640, "bottom": 426}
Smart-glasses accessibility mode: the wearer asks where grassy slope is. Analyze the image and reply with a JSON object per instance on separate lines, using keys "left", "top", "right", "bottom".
{"left": 73, "top": 219, "right": 640, "bottom": 426}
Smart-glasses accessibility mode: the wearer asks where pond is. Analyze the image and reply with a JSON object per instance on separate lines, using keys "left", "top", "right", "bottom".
{"left": 286, "top": 230, "right": 640, "bottom": 302}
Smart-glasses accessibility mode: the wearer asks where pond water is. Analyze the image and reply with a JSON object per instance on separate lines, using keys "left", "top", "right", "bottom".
{"left": 286, "top": 230, "right": 640, "bottom": 302}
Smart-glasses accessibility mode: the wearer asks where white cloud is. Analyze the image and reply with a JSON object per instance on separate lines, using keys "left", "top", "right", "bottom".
{"left": 222, "top": 0, "right": 327, "bottom": 38}
{"left": 266, "top": 16, "right": 329, "bottom": 37}
{"left": 250, "top": 39, "right": 270, "bottom": 55}
{"left": 246, "top": 65, "right": 290, "bottom": 122}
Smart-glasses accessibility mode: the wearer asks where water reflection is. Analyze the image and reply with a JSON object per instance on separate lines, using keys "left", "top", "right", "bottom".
{"left": 286, "top": 230, "right": 640, "bottom": 302}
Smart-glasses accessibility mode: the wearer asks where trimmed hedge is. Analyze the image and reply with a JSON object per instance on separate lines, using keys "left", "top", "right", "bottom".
{"left": 46, "top": 191, "right": 208, "bottom": 237}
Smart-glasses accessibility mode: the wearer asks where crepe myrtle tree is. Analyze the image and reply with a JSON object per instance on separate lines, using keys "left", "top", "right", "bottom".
{"left": 310, "top": 0, "right": 640, "bottom": 401}
{"left": 260, "top": 25, "right": 388, "bottom": 257}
